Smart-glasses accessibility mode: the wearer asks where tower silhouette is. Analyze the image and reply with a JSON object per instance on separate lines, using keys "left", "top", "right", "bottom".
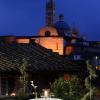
{"left": 46, "top": 0, "right": 55, "bottom": 26}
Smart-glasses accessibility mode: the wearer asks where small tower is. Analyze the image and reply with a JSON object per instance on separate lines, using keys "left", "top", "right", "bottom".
{"left": 46, "top": 0, "right": 55, "bottom": 26}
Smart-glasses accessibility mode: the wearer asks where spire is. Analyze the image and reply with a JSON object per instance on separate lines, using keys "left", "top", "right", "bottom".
{"left": 46, "top": 0, "right": 55, "bottom": 26}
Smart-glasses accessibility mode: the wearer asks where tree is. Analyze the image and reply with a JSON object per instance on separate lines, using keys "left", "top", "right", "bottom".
{"left": 17, "top": 58, "right": 28, "bottom": 100}
{"left": 51, "top": 75, "right": 84, "bottom": 100}
{"left": 81, "top": 61, "right": 98, "bottom": 100}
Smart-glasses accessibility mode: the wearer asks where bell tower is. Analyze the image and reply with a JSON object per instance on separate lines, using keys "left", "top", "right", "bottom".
{"left": 46, "top": 0, "right": 55, "bottom": 26}
{"left": 35, "top": 0, "right": 64, "bottom": 55}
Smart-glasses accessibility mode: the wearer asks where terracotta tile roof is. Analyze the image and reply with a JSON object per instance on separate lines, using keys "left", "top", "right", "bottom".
{"left": 0, "top": 42, "right": 82, "bottom": 73}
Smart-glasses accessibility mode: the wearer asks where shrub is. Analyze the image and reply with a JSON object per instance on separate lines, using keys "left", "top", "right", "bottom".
{"left": 17, "top": 88, "right": 27, "bottom": 100}
{"left": 51, "top": 75, "right": 85, "bottom": 100}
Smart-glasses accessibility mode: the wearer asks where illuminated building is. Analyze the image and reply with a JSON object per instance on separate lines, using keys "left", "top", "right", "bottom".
{"left": 0, "top": 0, "right": 84, "bottom": 96}
{"left": 0, "top": 0, "right": 70, "bottom": 56}
{"left": 0, "top": 0, "right": 99, "bottom": 97}
{"left": 0, "top": 42, "right": 83, "bottom": 96}
{"left": 0, "top": 0, "right": 99, "bottom": 70}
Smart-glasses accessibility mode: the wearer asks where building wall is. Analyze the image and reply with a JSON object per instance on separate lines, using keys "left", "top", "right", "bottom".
{"left": 16, "top": 38, "right": 30, "bottom": 43}
{"left": 34, "top": 37, "right": 64, "bottom": 55}
{"left": 5, "top": 36, "right": 16, "bottom": 43}
{"left": 38, "top": 26, "right": 58, "bottom": 36}
{"left": 3, "top": 26, "right": 64, "bottom": 55}
{"left": 36, "top": 26, "right": 64, "bottom": 55}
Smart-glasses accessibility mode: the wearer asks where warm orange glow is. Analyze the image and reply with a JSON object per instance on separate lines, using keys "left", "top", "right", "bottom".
{"left": 64, "top": 74, "right": 70, "bottom": 80}
{"left": 65, "top": 46, "right": 73, "bottom": 55}
{"left": 96, "top": 66, "right": 100, "bottom": 69}
{"left": 38, "top": 26, "right": 58, "bottom": 36}
{"left": 96, "top": 66, "right": 98, "bottom": 69}
{"left": 43, "top": 89, "right": 50, "bottom": 98}
{"left": 16, "top": 39, "right": 30, "bottom": 43}
{"left": 44, "top": 90, "right": 48, "bottom": 97}
{"left": 35, "top": 37, "right": 64, "bottom": 55}
{"left": 10, "top": 92, "right": 16, "bottom": 96}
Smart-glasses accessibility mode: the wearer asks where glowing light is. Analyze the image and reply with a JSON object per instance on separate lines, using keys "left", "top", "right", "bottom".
{"left": 96, "top": 56, "right": 98, "bottom": 60}
{"left": 44, "top": 90, "right": 48, "bottom": 97}
{"left": 66, "top": 46, "right": 73, "bottom": 55}
{"left": 35, "top": 37, "right": 64, "bottom": 55}
{"left": 96, "top": 66, "right": 98, "bottom": 69}
{"left": 30, "top": 81, "right": 34, "bottom": 85}
{"left": 96, "top": 66, "right": 100, "bottom": 70}
{"left": 6, "top": 93, "right": 8, "bottom": 96}
{"left": 16, "top": 39, "right": 29, "bottom": 43}
{"left": 10, "top": 92, "right": 16, "bottom": 96}
{"left": 43, "top": 89, "right": 50, "bottom": 98}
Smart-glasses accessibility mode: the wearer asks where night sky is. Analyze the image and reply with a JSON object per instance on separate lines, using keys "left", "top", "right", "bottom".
{"left": 0, "top": 0, "right": 100, "bottom": 40}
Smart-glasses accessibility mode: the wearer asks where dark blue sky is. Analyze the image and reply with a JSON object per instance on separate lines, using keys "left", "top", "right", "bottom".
{"left": 0, "top": 0, "right": 100, "bottom": 40}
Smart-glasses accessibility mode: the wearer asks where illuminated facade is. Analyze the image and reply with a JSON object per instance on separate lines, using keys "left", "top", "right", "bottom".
{"left": 0, "top": 0, "right": 99, "bottom": 60}
{"left": 35, "top": 27, "right": 64, "bottom": 55}
{"left": 1, "top": 0, "right": 70, "bottom": 55}
{"left": 13, "top": 1, "right": 69, "bottom": 56}
{"left": 0, "top": 0, "right": 100, "bottom": 97}
{"left": 0, "top": 0, "right": 100, "bottom": 60}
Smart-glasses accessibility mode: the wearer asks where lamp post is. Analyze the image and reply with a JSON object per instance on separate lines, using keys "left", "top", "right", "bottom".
{"left": 30, "top": 81, "right": 38, "bottom": 99}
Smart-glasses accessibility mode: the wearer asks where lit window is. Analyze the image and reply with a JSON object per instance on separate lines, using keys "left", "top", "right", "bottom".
{"left": 73, "top": 55, "right": 81, "bottom": 60}
{"left": 96, "top": 66, "right": 100, "bottom": 70}
{"left": 66, "top": 46, "right": 73, "bottom": 55}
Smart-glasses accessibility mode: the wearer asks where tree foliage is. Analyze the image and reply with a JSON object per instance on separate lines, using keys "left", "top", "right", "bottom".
{"left": 19, "top": 58, "right": 28, "bottom": 91}
{"left": 81, "top": 61, "right": 98, "bottom": 100}
{"left": 17, "top": 58, "right": 28, "bottom": 100}
{"left": 51, "top": 75, "right": 85, "bottom": 100}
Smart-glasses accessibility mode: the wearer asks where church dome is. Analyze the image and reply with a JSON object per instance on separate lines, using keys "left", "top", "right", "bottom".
{"left": 55, "top": 21, "right": 70, "bottom": 31}
{"left": 38, "top": 26, "right": 58, "bottom": 36}
{"left": 54, "top": 14, "right": 70, "bottom": 36}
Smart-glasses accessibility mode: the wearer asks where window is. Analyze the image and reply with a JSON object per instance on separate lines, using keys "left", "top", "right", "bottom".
{"left": 56, "top": 43, "right": 58, "bottom": 50}
{"left": 45, "top": 31, "right": 51, "bottom": 36}
{"left": 73, "top": 55, "right": 81, "bottom": 60}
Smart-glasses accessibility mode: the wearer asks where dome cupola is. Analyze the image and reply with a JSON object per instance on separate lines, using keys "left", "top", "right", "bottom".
{"left": 54, "top": 14, "right": 70, "bottom": 37}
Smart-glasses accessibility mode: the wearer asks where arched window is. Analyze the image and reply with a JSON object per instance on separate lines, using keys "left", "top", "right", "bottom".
{"left": 45, "top": 31, "right": 51, "bottom": 36}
